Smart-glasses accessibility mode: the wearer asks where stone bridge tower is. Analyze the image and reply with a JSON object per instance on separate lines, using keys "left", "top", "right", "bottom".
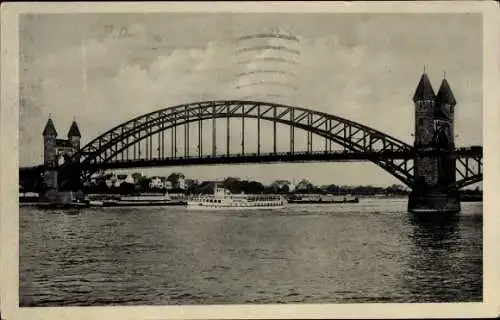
{"left": 408, "top": 72, "right": 460, "bottom": 213}
{"left": 42, "top": 117, "right": 82, "bottom": 196}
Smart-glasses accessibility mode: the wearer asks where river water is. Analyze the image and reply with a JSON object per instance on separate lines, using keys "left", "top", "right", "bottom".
{"left": 19, "top": 198, "right": 482, "bottom": 306}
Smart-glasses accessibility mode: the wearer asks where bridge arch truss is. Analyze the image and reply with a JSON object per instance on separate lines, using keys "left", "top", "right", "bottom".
{"left": 58, "top": 100, "right": 480, "bottom": 189}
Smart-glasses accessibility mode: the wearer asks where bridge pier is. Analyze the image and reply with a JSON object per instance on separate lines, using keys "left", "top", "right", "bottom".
{"left": 408, "top": 187, "right": 460, "bottom": 214}
{"left": 409, "top": 72, "right": 461, "bottom": 214}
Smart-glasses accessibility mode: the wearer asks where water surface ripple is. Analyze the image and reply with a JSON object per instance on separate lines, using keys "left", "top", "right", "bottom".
{"left": 19, "top": 199, "right": 482, "bottom": 306}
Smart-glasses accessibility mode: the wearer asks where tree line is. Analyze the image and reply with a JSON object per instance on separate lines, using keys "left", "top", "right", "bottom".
{"left": 187, "top": 178, "right": 411, "bottom": 196}
{"left": 21, "top": 170, "right": 482, "bottom": 196}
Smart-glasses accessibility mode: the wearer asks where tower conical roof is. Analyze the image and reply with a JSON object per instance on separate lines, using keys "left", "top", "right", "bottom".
{"left": 42, "top": 118, "right": 58, "bottom": 136}
{"left": 413, "top": 73, "right": 436, "bottom": 102}
{"left": 436, "top": 78, "right": 457, "bottom": 106}
{"left": 67, "top": 120, "right": 81, "bottom": 138}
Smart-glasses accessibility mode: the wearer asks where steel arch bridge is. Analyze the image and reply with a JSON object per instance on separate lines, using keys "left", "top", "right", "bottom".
{"left": 57, "top": 100, "right": 482, "bottom": 190}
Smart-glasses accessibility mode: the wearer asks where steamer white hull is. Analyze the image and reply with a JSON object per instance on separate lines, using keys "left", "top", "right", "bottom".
{"left": 186, "top": 201, "right": 285, "bottom": 210}
{"left": 186, "top": 203, "right": 285, "bottom": 210}
{"left": 187, "top": 186, "right": 286, "bottom": 210}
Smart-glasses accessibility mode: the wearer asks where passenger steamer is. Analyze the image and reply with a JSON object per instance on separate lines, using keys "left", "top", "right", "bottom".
{"left": 187, "top": 186, "right": 286, "bottom": 210}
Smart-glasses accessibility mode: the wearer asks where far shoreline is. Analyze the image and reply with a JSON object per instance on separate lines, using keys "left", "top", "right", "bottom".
{"left": 19, "top": 192, "right": 483, "bottom": 208}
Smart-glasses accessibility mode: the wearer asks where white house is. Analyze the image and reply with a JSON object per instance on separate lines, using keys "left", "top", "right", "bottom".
{"left": 149, "top": 176, "right": 164, "bottom": 189}
{"left": 125, "top": 174, "right": 135, "bottom": 184}
{"left": 114, "top": 174, "right": 134, "bottom": 187}
{"left": 178, "top": 176, "right": 186, "bottom": 190}
{"left": 165, "top": 180, "right": 173, "bottom": 190}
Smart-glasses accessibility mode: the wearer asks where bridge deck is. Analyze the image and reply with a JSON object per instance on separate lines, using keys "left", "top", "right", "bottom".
{"left": 20, "top": 147, "right": 482, "bottom": 172}
{"left": 83, "top": 148, "right": 481, "bottom": 170}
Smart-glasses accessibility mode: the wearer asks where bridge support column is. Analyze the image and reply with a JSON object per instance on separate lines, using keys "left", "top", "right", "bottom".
{"left": 43, "top": 169, "right": 58, "bottom": 190}
{"left": 41, "top": 167, "right": 85, "bottom": 203}
{"left": 40, "top": 167, "right": 61, "bottom": 201}
{"left": 408, "top": 186, "right": 460, "bottom": 214}
{"left": 41, "top": 168, "right": 59, "bottom": 202}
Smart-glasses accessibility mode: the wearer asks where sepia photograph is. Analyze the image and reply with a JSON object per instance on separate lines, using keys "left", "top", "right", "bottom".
{"left": 1, "top": 1, "right": 499, "bottom": 319}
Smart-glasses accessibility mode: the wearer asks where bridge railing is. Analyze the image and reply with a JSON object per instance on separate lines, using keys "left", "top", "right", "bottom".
{"left": 95, "top": 149, "right": 412, "bottom": 164}
{"left": 87, "top": 147, "right": 482, "bottom": 163}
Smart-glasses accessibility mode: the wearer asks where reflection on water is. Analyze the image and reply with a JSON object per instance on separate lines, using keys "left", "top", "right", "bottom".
{"left": 403, "top": 212, "right": 482, "bottom": 302}
{"left": 19, "top": 199, "right": 482, "bottom": 306}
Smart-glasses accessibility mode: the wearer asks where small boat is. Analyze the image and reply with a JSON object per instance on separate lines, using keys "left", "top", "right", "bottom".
{"left": 86, "top": 193, "right": 186, "bottom": 207}
{"left": 38, "top": 201, "right": 90, "bottom": 209}
{"left": 114, "top": 193, "right": 185, "bottom": 206}
{"left": 287, "top": 194, "right": 359, "bottom": 204}
{"left": 187, "top": 185, "right": 286, "bottom": 210}
{"left": 101, "top": 199, "right": 186, "bottom": 207}
{"left": 88, "top": 200, "right": 104, "bottom": 207}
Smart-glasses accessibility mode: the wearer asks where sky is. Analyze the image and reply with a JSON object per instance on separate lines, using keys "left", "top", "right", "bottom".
{"left": 19, "top": 12, "right": 483, "bottom": 187}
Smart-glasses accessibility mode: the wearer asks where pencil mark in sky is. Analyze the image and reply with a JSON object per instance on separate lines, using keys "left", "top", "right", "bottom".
{"left": 235, "top": 57, "right": 298, "bottom": 65}
{"left": 235, "top": 70, "right": 299, "bottom": 79}
{"left": 235, "top": 81, "right": 299, "bottom": 91}
{"left": 240, "top": 94, "right": 290, "bottom": 101}
{"left": 235, "top": 45, "right": 301, "bottom": 55}
{"left": 236, "top": 33, "right": 300, "bottom": 43}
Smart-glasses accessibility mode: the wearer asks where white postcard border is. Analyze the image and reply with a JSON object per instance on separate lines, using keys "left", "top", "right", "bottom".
{"left": 1, "top": 2, "right": 499, "bottom": 319}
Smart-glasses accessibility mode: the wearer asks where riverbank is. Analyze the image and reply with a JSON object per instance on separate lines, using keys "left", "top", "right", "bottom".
{"left": 19, "top": 191, "right": 482, "bottom": 208}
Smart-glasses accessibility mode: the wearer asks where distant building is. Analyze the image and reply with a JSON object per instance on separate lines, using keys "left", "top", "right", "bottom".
{"left": 295, "top": 179, "right": 312, "bottom": 192}
{"left": 149, "top": 176, "right": 164, "bottom": 189}
{"left": 84, "top": 171, "right": 135, "bottom": 189}
{"left": 166, "top": 172, "right": 186, "bottom": 190}
{"left": 114, "top": 174, "right": 134, "bottom": 187}
{"left": 178, "top": 175, "right": 186, "bottom": 190}
{"left": 165, "top": 180, "right": 173, "bottom": 190}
